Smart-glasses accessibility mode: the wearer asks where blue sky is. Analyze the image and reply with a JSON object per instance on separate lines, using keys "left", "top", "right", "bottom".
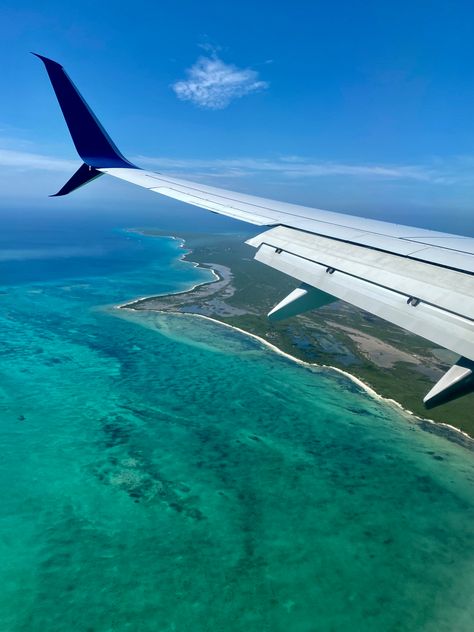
{"left": 1, "top": 0, "right": 474, "bottom": 233}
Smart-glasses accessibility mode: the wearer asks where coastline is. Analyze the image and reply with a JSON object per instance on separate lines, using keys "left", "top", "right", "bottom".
{"left": 116, "top": 233, "right": 474, "bottom": 449}
{"left": 115, "top": 234, "right": 221, "bottom": 309}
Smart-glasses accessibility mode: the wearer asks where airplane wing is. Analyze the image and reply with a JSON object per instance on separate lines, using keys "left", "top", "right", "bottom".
{"left": 34, "top": 54, "right": 474, "bottom": 408}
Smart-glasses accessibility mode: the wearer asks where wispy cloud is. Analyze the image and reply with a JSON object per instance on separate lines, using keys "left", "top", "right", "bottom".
{"left": 134, "top": 155, "right": 444, "bottom": 182}
{"left": 1, "top": 142, "right": 470, "bottom": 188}
{"left": 0, "top": 148, "right": 76, "bottom": 171}
{"left": 172, "top": 55, "right": 268, "bottom": 110}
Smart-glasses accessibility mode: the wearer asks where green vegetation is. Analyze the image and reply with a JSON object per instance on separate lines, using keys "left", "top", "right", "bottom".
{"left": 132, "top": 229, "right": 474, "bottom": 437}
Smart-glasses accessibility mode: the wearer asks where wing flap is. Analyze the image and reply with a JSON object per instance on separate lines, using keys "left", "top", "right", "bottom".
{"left": 247, "top": 226, "right": 474, "bottom": 317}
{"left": 252, "top": 241, "right": 474, "bottom": 361}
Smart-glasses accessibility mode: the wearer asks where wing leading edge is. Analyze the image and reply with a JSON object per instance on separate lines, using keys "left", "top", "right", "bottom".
{"left": 35, "top": 54, "right": 474, "bottom": 408}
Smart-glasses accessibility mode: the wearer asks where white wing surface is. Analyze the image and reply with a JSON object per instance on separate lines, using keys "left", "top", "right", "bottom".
{"left": 35, "top": 54, "right": 474, "bottom": 408}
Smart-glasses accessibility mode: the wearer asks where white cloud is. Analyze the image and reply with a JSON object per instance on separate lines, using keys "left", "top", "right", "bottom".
{"left": 133, "top": 154, "right": 441, "bottom": 182}
{"left": 172, "top": 55, "right": 268, "bottom": 110}
{"left": 2, "top": 146, "right": 434, "bottom": 182}
{"left": 0, "top": 148, "right": 76, "bottom": 171}
{"left": 1, "top": 138, "right": 472, "bottom": 198}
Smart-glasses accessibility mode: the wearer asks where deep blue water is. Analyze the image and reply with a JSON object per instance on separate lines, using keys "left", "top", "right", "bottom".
{"left": 0, "top": 216, "right": 187, "bottom": 286}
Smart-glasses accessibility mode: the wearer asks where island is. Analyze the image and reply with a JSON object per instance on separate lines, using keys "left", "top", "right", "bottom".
{"left": 119, "top": 228, "right": 474, "bottom": 441}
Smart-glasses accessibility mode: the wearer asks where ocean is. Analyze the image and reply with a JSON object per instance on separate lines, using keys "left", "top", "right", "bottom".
{"left": 0, "top": 213, "right": 473, "bottom": 631}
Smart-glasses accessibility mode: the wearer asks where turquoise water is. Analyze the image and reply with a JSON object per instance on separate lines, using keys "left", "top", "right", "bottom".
{"left": 1, "top": 222, "right": 474, "bottom": 631}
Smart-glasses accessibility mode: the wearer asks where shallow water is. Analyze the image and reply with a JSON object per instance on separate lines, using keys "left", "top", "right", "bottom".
{"left": 0, "top": 223, "right": 473, "bottom": 631}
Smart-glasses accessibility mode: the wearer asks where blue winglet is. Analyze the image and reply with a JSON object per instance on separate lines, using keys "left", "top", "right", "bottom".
{"left": 50, "top": 163, "right": 104, "bottom": 197}
{"left": 33, "top": 53, "right": 136, "bottom": 170}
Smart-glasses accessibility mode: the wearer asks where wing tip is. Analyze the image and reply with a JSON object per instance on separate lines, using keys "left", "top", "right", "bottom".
{"left": 31, "top": 52, "right": 63, "bottom": 69}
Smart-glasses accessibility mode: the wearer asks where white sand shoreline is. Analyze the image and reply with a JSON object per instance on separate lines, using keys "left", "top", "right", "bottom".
{"left": 117, "top": 232, "right": 473, "bottom": 446}
{"left": 116, "top": 235, "right": 220, "bottom": 309}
